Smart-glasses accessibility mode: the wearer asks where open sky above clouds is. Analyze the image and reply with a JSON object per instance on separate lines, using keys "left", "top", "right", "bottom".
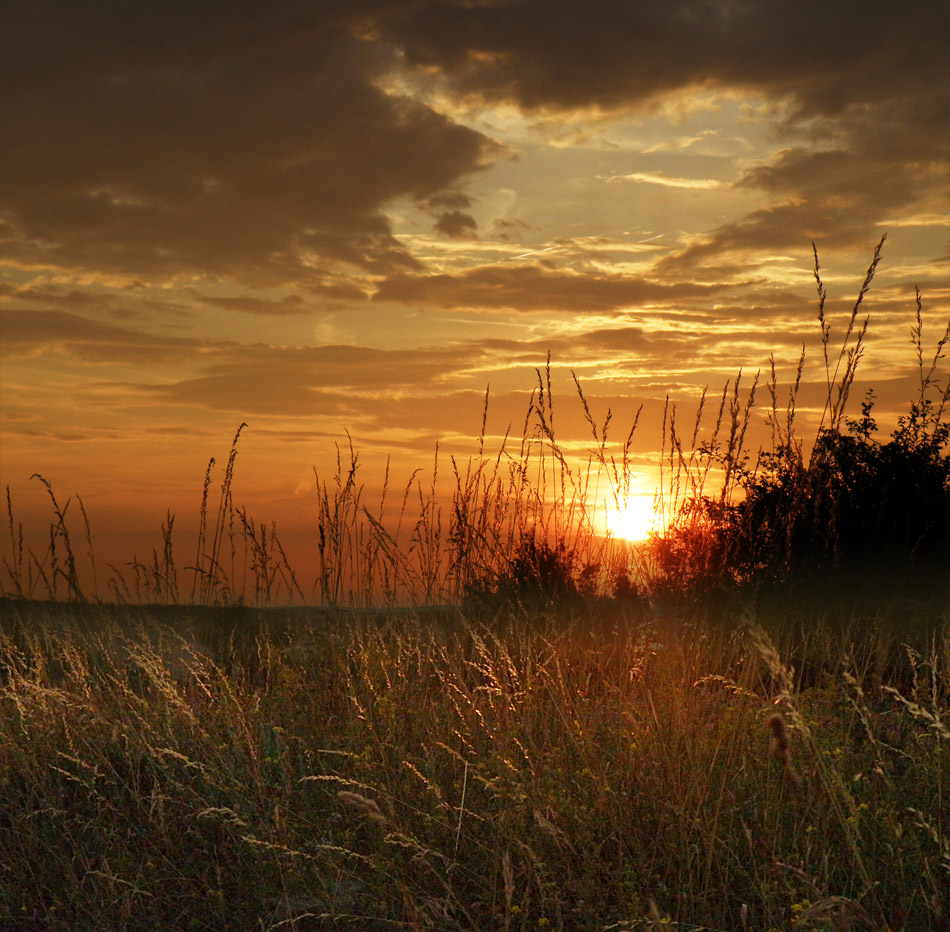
{"left": 2, "top": 0, "right": 948, "bottom": 578}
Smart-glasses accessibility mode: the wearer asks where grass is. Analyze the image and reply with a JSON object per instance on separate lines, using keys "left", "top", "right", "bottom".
{"left": 1, "top": 239, "right": 948, "bottom": 930}
{"left": 0, "top": 598, "right": 947, "bottom": 931}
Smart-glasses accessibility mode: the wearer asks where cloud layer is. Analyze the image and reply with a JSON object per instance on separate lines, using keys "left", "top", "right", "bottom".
{"left": 3, "top": 1, "right": 946, "bottom": 286}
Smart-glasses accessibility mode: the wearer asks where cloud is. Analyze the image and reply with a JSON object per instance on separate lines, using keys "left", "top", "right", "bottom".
{"left": 0, "top": 2, "right": 495, "bottom": 287}
{"left": 602, "top": 171, "right": 724, "bottom": 190}
{"left": 656, "top": 118, "right": 949, "bottom": 274}
{"left": 427, "top": 191, "right": 474, "bottom": 211}
{"left": 643, "top": 130, "right": 719, "bottom": 154}
{"left": 374, "top": 263, "right": 728, "bottom": 311}
{"left": 434, "top": 210, "right": 478, "bottom": 238}
{"left": 0, "top": 309, "right": 202, "bottom": 363}
{"left": 374, "top": 0, "right": 947, "bottom": 276}
{"left": 193, "top": 293, "right": 313, "bottom": 316}
{"left": 3, "top": 0, "right": 944, "bottom": 296}
{"left": 377, "top": 1, "right": 948, "bottom": 120}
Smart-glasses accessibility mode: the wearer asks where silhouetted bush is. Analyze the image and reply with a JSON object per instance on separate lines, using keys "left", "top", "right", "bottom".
{"left": 649, "top": 240, "right": 949, "bottom": 604}
{"left": 462, "top": 536, "right": 606, "bottom": 613}
{"left": 727, "top": 396, "right": 949, "bottom": 592}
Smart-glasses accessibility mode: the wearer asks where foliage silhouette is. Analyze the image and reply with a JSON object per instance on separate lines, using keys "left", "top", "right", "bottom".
{"left": 723, "top": 400, "right": 950, "bottom": 594}
{"left": 649, "top": 243, "right": 950, "bottom": 604}
{"left": 463, "top": 536, "right": 600, "bottom": 613}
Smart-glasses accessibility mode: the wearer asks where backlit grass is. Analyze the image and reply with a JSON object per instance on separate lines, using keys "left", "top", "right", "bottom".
{"left": 0, "top": 598, "right": 947, "bottom": 931}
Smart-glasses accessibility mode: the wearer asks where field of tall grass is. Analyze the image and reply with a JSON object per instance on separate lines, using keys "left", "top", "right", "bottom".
{"left": 1, "top": 240, "right": 948, "bottom": 930}
{"left": 1, "top": 596, "right": 947, "bottom": 931}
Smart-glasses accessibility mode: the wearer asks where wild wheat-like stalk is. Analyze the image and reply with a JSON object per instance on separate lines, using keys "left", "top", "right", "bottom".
{"left": 3, "top": 486, "right": 25, "bottom": 598}
{"left": 204, "top": 422, "right": 246, "bottom": 605}
{"left": 337, "top": 790, "right": 388, "bottom": 825}
{"left": 76, "top": 494, "right": 97, "bottom": 602}
{"left": 817, "top": 234, "right": 886, "bottom": 438}
{"left": 190, "top": 455, "right": 215, "bottom": 603}
{"left": 30, "top": 474, "right": 83, "bottom": 602}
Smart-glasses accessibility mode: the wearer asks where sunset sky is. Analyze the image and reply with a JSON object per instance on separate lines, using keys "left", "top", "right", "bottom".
{"left": 2, "top": 1, "right": 948, "bottom": 590}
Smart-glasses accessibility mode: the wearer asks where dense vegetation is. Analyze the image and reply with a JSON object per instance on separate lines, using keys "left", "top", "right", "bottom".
{"left": 1, "top": 596, "right": 947, "bottom": 932}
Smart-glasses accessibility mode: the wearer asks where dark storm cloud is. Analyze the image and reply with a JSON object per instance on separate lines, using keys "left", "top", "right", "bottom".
{"left": 0, "top": 1, "right": 494, "bottom": 286}
{"left": 377, "top": 0, "right": 948, "bottom": 119}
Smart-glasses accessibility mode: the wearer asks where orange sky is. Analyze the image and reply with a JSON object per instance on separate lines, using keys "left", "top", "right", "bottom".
{"left": 1, "top": 1, "right": 948, "bottom": 600}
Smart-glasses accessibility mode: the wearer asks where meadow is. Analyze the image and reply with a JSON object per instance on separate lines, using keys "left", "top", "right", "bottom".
{"left": 1, "top": 241, "right": 948, "bottom": 930}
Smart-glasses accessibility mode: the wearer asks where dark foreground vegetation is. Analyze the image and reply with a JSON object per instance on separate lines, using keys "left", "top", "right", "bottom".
{"left": 1, "top": 241, "right": 948, "bottom": 930}
{"left": 0, "top": 596, "right": 947, "bottom": 932}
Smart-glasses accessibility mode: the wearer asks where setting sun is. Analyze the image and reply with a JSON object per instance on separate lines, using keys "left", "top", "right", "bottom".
{"left": 605, "top": 495, "right": 658, "bottom": 542}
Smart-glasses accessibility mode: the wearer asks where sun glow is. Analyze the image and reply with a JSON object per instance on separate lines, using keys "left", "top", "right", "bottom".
{"left": 605, "top": 495, "right": 658, "bottom": 542}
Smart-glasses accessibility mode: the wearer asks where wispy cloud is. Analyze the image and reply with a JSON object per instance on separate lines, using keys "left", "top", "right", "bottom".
{"left": 643, "top": 130, "right": 719, "bottom": 153}
{"left": 600, "top": 171, "right": 725, "bottom": 189}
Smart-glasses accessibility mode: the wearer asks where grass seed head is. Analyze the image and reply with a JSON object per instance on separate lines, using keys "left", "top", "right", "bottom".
{"left": 337, "top": 790, "right": 388, "bottom": 824}
{"left": 767, "top": 712, "right": 800, "bottom": 786}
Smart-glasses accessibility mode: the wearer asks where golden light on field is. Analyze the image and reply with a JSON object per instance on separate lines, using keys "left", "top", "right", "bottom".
{"left": 605, "top": 495, "right": 658, "bottom": 542}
